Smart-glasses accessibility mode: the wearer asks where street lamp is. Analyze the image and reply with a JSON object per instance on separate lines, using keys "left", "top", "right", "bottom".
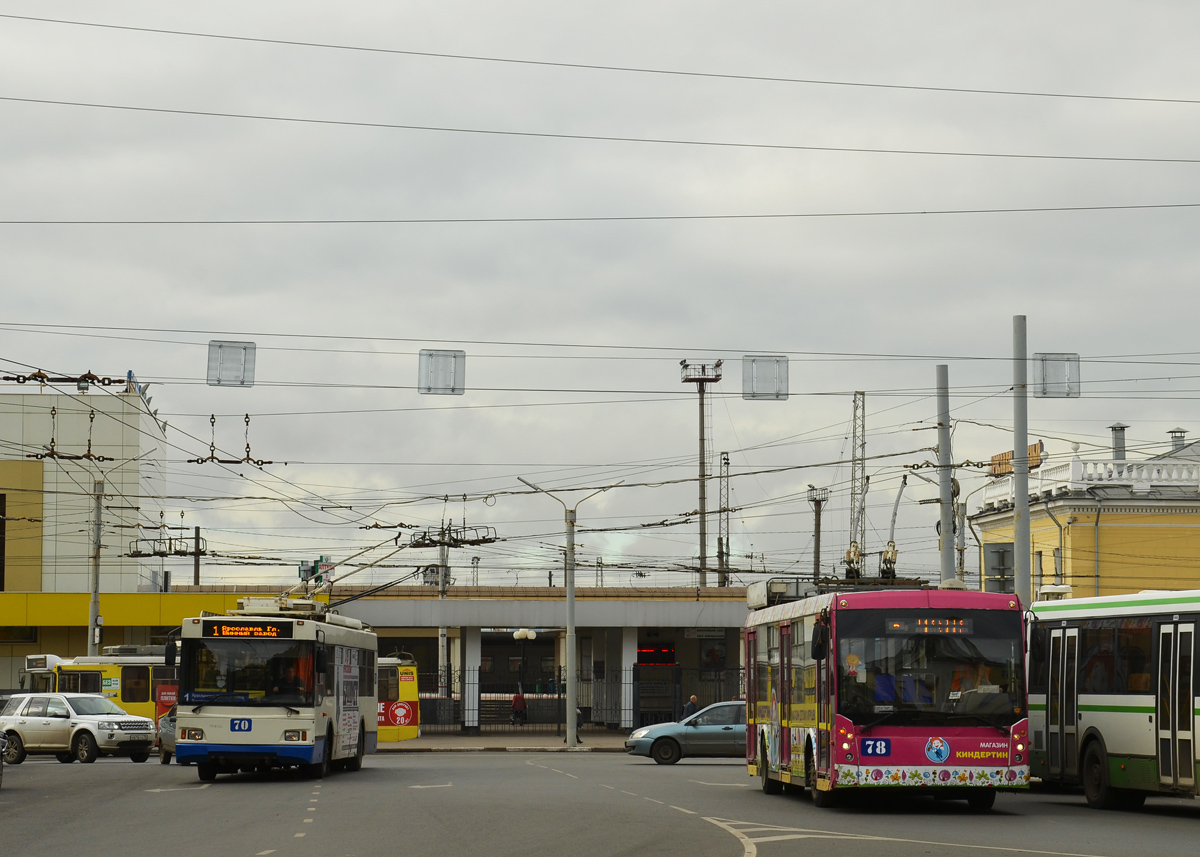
{"left": 518, "top": 476, "right": 619, "bottom": 747}
{"left": 513, "top": 628, "right": 536, "bottom": 693}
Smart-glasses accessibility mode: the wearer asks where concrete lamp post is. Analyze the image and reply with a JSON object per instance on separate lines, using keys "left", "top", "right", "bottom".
{"left": 517, "top": 477, "right": 619, "bottom": 746}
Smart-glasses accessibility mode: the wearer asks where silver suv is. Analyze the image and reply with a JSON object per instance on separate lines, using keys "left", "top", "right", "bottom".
{"left": 0, "top": 693, "right": 156, "bottom": 764}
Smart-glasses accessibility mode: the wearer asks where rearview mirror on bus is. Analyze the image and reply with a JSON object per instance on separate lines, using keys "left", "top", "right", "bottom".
{"left": 165, "top": 640, "right": 177, "bottom": 668}
{"left": 810, "top": 624, "right": 829, "bottom": 661}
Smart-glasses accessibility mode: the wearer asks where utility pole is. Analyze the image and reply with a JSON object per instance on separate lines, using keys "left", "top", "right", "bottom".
{"left": 471, "top": 555, "right": 480, "bottom": 586}
{"left": 807, "top": 486, "right": 829, "bottom": 585}
{"left": 681, "top": 361, "right": 722, "bottom": 587}
{"left": 1013, "top": 315, "right": 1031, "bottom": 606}
{"left": 936, "top": 365, "right": 956, "bottom": 584}
{"left": 193, "top": 526, "right": 201, "bottom": 585}
{"left": 88, "top": 480, "right": 104, "bottom": 656}
{"left": 519, "top": 476, "right": 618, "bottom": 748}
{"left": 596, "top": 558, "right": 604, "bottom": 587}
{"left": 438, "top": 539, "right": 449, "bottom": 698}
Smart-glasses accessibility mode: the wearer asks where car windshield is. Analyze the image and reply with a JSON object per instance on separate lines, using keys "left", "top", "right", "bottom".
{"left": 834, "top": 609, "right": 1026, "bottom": 727}
{"left": 180, "top": 638, "right": 315, "bottom": 706}
{"left": 68, "top": 697, "right": 129, "bottom": 716}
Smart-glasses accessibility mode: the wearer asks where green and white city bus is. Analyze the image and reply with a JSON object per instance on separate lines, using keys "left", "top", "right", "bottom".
{"left": 1028, "top": 590, "right": 1198, "bottom": 809}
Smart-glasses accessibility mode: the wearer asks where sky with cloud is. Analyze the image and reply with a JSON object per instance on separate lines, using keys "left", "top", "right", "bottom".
{"left": 4, "top": 2, "right": 1200, "bottom": 588}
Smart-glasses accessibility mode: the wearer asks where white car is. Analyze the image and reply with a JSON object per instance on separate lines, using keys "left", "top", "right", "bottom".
{"left": 0, "top": 693, "right": 156, "bottom": 764}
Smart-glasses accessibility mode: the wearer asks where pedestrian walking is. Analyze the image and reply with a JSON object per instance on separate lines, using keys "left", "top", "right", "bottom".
{"left": 682, "top": 695, "right": 699, "bottom": 718}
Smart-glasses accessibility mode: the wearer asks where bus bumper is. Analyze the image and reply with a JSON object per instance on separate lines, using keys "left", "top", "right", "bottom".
{"left": 175, "top": 739, "right": 323, "bottom": 768}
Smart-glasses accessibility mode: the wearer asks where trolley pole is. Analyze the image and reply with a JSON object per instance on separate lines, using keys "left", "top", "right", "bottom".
{"left": 1013, "top": 315, "right": 1031, "bottom": 606}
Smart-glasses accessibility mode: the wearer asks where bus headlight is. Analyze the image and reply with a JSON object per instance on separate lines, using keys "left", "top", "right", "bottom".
{"left": 1016, "top": 743, "right": 1025, "bottom": 752}
{"left": 182, "top": 728, "right": 204, "bottom": 741}
{"left": 284, "top": 730, "right": 305, "bottom": 742}
{"left": 841, "top": 742, "right": 850, "bottom": 750}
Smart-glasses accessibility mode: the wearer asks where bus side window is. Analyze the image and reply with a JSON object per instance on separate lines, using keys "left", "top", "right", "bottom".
{"left": 122, "top": 666, "right": 151, "bottom": 703}
{"left": 379, "top": 667, "right": 399, "bottom": 703}
{"left": 1028, "top": 626, "right": 1049, "bottom": 694}
{"left": 61, "top": 671, "right": 102, "bottom": 694}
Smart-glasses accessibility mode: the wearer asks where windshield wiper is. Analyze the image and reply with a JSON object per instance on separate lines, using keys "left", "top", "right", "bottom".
{"left": 189, "top": 692, "right": 245, "bottom": 713}
{"left": 946, "top": 712, "right": 1010, "bottom": 733}
{"left": 857, "top": 710, "right": 904, "bottom": 732}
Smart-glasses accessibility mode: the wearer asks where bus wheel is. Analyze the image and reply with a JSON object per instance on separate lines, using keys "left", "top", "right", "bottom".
{"left": 56, "top": 752, "right": 75, "bottom": 764}
{"left": 344, "top": 724, "right": 365, "bottom": 773}
{"left": 760, "top": 741, "right": 782, "bottom": 795}
{"left": 807, "top": 746, "right": 836, "bottom": 808}
{"left": 73, "top": 732, "right": 99, "bottom": 764}
{"left": 652, "top": 739, "right": 681, "bottom": 766}
{"left": 1082, "top": 743, "right": 1120, "bottom": 810}
{"left": 306, "top": 727, "right": 333, "bottom": 779}
{"left": 197, "top": 763, "right": 217, "bottom": 782}
{"left": 4, "top": 733, "right": 26, "bottom": 765}
{"left": 966, "top": 789, "right": 997, "bottom": 811}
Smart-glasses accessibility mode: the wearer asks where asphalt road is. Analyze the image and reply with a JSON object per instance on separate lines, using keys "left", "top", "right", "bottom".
{"left": 2, "top": 753, "right": 1197, "bottom": 857}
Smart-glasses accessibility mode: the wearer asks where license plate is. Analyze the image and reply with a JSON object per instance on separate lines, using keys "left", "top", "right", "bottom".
{"left": 861, "top": 738, "right": 891, "bottom": 756}
{"left": 230, "top": 718, "right": 252, "bottom": 732}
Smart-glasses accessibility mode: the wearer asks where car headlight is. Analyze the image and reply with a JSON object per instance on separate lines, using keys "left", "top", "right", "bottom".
{"left": 98, "top": 721, "right": 117, "bottom": 731}
{"left": 630, "top": 728, "right": 650, "bottom": 740}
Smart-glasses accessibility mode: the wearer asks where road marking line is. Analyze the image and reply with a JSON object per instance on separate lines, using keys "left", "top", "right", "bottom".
{"left": 566, "top": 773, "right": 578, "bottom": 779}
{"left": 409, "top": 783, "right": 453, "bottom": 789}
{"left": 621, "top": 790, "right": 638, "bottom": 796}
{"left": 256, "top": 851, "right": 276, "bottom": 855}
{"left": 689, "top": 781, "right": 753, "bottom": 787}
{"left": 644, "top": 798, "right": 664, "bottom": 804}
{"left": 144, "top": 784, "right": 212, "bottom": 793}
{"left": 310, "top": 799, "right": 318, "bottom": 802}
{"left": 294, "top": 833, "right": 305, "bottom": 838}
{"left": 704, "top": 818, "right": 1116, "bottom": 857}
{"left": 307, "top": 808, "right": 316, "bottom": 812}
{"left": 600, "top": 784, "right": 615, "bottom": 789}
{"left": 671, "top": 806, "right": 697, "bottom": 815}
{"left": 551, "top": 769, "right": 563, "bottom": 773}
{"left": 303, "top": 819, "right": 313, "bottom": 824}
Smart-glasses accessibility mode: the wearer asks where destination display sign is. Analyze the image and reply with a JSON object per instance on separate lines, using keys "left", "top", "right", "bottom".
{"left": 886, "top": 617, "right": 973, "bottom": 636}
{"left": 202, "top": 620, "right": 293, "bottom": 639}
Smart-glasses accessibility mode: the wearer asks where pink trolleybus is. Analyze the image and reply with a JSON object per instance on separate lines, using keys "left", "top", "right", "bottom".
{"left": 747, "top": 586, "right": 1028, "bottom": 810}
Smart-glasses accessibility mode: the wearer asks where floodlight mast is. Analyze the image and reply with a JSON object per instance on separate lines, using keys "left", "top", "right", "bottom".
{"left": 518, "top": 477, "right": 620, "bottom": 747}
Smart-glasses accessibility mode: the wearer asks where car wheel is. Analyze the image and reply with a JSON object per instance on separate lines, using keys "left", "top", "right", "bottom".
{"left": 74, "top": 732, "right": 99, "bottom": 764}
{"left": 760, "top": 740, "right": 782, "bottom": 794}
{"left": 130, "top": 751, "right": 150, "bottom": 763}
{"left": 966, "top": 789, "right": 997, "bottom": 812}
{"left": 56, "top": 752, "right": 75, "bottom": 764}
{"left": 1082, "top": 742, "right": 1120, "bottom": 810}
{"left": 197, "top": 763, "right": 217, "bottom": 782}
{"left": 344, "top": 724, "right": 365, "bottom": 773}
{"left": 4, "top": 733, "right": 27, "bottom": 765}
{"left": 651, "top": 738, "right": 681, "bottom": 765}
{"left": 160, "top": 751, "right": 173, "bottom": 765}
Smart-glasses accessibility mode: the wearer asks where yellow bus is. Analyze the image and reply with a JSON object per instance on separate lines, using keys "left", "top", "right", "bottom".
{"left": 377, "top": 655, "right": 419, "bottom": 742}
{"left": 20, "top": 647, "right": 178, "bottom": 722}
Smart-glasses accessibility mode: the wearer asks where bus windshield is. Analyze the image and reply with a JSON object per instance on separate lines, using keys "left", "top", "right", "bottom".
{"left": 835, "top": 609, "right": 1025, "bottom": 727}
{"left": 180, "top": 639, "right": 315, "bottom": 706}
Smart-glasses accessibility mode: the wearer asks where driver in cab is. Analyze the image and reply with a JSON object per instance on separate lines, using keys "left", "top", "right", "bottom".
{"left": 272, "top": 664, "right": 305, "bottom": 695}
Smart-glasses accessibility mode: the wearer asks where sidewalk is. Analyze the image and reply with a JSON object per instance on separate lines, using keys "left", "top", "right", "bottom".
{"left": 378, "top": 730, "right": 631, "bottom": 753}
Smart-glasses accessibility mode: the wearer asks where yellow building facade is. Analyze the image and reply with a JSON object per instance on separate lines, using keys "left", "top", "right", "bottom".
{"left": 971, "top": 437, "right": 1200, "bottom": 600}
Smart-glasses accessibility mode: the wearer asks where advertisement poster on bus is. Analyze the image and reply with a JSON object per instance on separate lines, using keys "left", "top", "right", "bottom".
{"left": 336, "top": 646, "right": 360, "bottom": 758}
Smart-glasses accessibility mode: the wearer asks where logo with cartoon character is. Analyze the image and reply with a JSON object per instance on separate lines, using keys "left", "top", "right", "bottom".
{"left": 925, "top": 736, "right": 951, "bottom": 763}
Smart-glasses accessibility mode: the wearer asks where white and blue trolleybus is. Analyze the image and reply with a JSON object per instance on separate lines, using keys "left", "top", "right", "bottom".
{"left": 170, "top": 596, "right": 377, "bottom": 781}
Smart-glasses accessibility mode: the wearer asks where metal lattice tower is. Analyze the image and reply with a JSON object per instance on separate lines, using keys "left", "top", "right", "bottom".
{"left": 850, "top": 392, "right": 867, "bottom": 550}
{"left": 718, "top": 452, "right": 730, "bottom": 587}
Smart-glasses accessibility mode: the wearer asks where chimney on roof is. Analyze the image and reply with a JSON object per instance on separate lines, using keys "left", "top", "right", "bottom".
{"left": 1169, "top": 427, "right": 1187, "bottom": 452}
{"left": 1109, "top": 423, "right": 1128, "bottom": 460}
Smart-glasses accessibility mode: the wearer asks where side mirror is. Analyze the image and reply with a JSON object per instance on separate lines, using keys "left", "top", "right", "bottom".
{"left": 811, "top": 624, "right": 829, "bottom": 661}
{"left": 315, "top": 649, "right": 328, "bottom": 675}
{"left": 165, "top": 640, "right": 177, "bottom": 669}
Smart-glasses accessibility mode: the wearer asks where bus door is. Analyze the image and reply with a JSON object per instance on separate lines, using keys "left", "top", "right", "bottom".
{"left": 745, "top": 629, "right": 757, "bottom": 763}
{"left": 816, "top": 635, "right": 832, "bottom": 779}
{"left": 1047, "top": 626, "right": 1079, "bottom": 778}
{"left": 779, "top": 624, "right": 792, "bottom": 770}
{"left": 1156, "top": 622, "right": 1195, "bottom": 791}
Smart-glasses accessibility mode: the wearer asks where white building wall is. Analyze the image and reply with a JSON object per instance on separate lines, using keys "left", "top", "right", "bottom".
{"left": 0, "top": 387, "right": 166, "bottom": 593}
